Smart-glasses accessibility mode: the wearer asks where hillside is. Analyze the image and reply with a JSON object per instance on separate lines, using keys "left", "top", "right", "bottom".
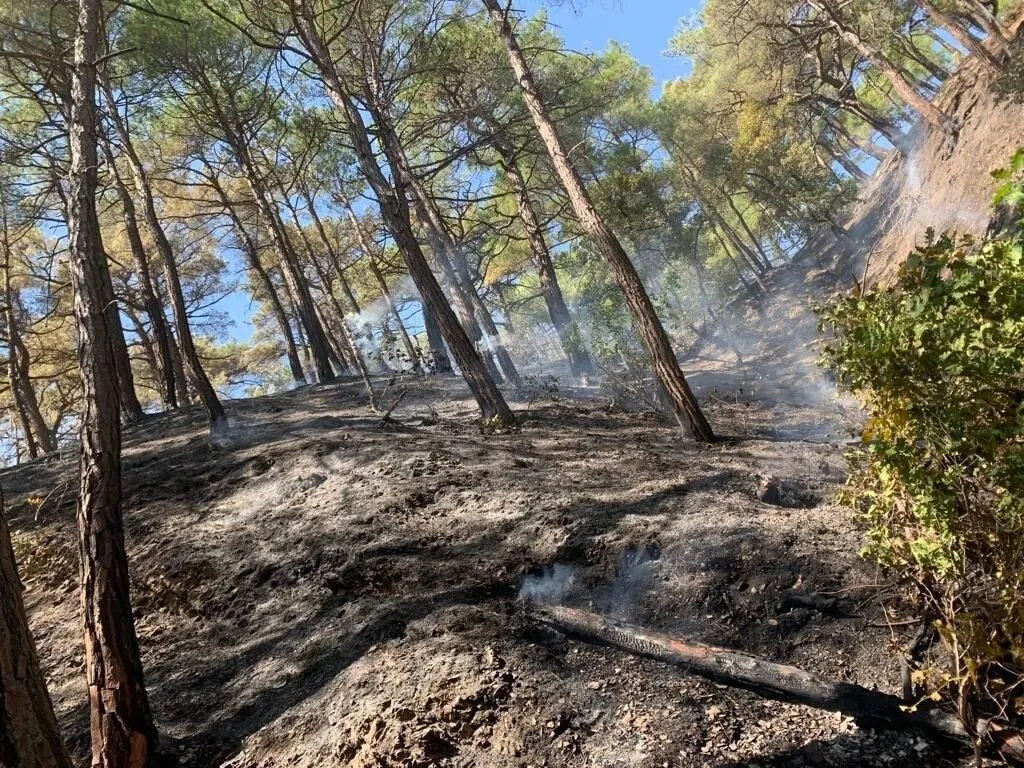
{"left": 826, "top": 54, "right": 1024, "bottom": 286}
{"left": 5, "top": 356, "right": 968, "bottom": 767}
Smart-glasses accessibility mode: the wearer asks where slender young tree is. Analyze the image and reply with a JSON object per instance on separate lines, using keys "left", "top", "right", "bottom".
{"left": 483, "top": 0, "right": 714, "bottom": 441}
{"left": 67, "top": 0, "right": 159, "bottom": 764}
{"left": 100, "top": 77, "right": 228, "bottom": 437}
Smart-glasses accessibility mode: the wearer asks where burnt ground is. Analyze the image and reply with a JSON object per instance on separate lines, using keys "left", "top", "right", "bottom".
{"left": 6, "top": 293, "right": 979, "bottom": 768}
{"left": 10, "top": 39, "right": 1023, "bottom": 768}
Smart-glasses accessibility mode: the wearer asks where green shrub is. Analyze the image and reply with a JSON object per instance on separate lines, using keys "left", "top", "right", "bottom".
{"left": 818, "top": 230, "right": 1024, "bottom": 718}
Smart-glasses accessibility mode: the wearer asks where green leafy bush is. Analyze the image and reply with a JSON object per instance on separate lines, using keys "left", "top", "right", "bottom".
{"left": 818, "top": 231, "right": 1024, "bottom": 717}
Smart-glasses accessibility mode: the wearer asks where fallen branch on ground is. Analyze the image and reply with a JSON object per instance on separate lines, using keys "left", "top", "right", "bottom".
{"left": 533, "top": 605, "right": 1024, "bottom": 764}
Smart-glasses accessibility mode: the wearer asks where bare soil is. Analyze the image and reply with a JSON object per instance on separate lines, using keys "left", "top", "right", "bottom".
{"left": 6, "top": 288, "right": 972, "bottom": 768}
{"left": 10, "top": 45, "right": 1020, "bottom": 768}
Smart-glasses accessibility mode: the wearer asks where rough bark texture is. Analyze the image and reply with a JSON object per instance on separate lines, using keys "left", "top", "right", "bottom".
{"left": 291, "top": 3, "right": 513, "bottom": 423}
{"left": 484, "top": 0, "right": 713, "bottom": 441}
{"left": 68, "top": 2, "right": 158, "bottom": 765}
{"left": 0, "top": 493, "right": 73, "bottom": 768}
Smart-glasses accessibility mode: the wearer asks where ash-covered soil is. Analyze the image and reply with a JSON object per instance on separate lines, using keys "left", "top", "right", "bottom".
{"left": 6, "top": 327, "right": 975, "bottom": 767}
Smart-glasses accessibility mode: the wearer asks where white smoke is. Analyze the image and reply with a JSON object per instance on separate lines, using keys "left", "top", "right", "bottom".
{"left": 518, "top": 564, "right": 578, "bottom": 605}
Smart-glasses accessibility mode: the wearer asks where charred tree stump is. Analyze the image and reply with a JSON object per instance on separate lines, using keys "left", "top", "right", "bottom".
{"left": 534, "top": 605, "right": 1024, "bottom": 763}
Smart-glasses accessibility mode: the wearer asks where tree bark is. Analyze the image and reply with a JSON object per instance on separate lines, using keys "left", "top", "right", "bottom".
{"left": 290, "top": 3, "right": 513, "bottom": 423}
{"left": 420, "top": 302, "right": 453, "bottom": 374}
{"left": 953, "top": 0, "right": 1012, "bottom": 56}
{"left": 371, "top": 114, "right": 521, "bottom": 387}
{"left": 105, "top": 282, "right": 145, "bottom": 426}
{"left": 99, "top": 78, "right": 227, "bottom": 437}
{"left": 241, "top": 168, "right": 336, "bottom": 384}
{"left": 336, "top": 195, "right": 420, "bottom": 370}
{"left": 484, "top": 0, "right": 712, "bottom": 440}
{"left": 100, "top": 138, "right": 178, "bottom": 409}
{"left": 279, "top": 193, "right": 375, "bottom": 398}
{"left": 0, "top": 492, "right": 73, "bottom": 768}
{"left": 68, "top": 1, "right": 158, "bottom": 765}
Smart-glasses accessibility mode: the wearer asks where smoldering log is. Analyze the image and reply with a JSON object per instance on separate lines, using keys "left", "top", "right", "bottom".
{"left": 533, "top": 605, "right": 1024, "bottom": 763}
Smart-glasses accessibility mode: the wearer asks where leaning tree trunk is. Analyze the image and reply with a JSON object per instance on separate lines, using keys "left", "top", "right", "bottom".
{"left": 290, "top": 8, "right": 513, "bottom": 423}
{"left": 335, "top": 190, "right": 420, "bottom": 369}
{"left": 421, "top": 301, "right": 453, "bottom": 374}
{"left": 915, "top": 0, "right": 1005, "bottom": 68}
{"left": 954, "top": 0, "right": 1012, "bottom": 56}
{"left": 279, "top": 193, "right": 374, "bottom": 398}
{"left": 0, "top": 493, "right": 73, "bottom": 768}
{"left": 100, "top": 78, "right": 227, "bottom": 437}
{"left": 495, "top": 144, "right": 593, "bottom": 378}
{"left": 231, "top": 145, "right": 336, "bottom": 384}
{"left": 209, "top": 176, "right": 307, "bottom": 385}
{"left": 101, "top": 139, "right": 178, "bottom": 409}
{"left": 484, "top": 0, "right": 713, "bottom": 441}
{"left": 372, "top": 114, "right": 521, "bottom": 387}
{"left": 808, "top": 0, "right": 956, "bottom": 133}
{"left": 368, "top": 257, "right": 420, "bottom": 370}
{"left": 105, "top": 279, "right": 145, "bottom": 426}
{"left": 68, "top": 1, "right": 159, "bottom": 765}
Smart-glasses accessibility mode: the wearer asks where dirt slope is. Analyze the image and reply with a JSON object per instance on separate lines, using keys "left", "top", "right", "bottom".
{"left": 12, "top": 47, "right": 1023, "bottom": 768}
{"left": 829, "top": 57, "right": 1024, "bottom": 286}
{"left": 6, "top": 356, "right": 974, "bottom": 768}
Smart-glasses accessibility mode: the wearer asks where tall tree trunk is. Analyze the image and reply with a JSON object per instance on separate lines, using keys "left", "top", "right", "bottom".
{"left": 485, "top": 0, "right": 712, "bottom": 440}
{"left": 0, "top": 195, "right": 56, "bottom": 455}
{"left": 279, "top": 193, "right": 374, "bottom": 398}
{"left": 243, "top": 170, "right": 335, "bottom": 383}
{"left": 291, "top": 7, "right": 513, "bottom": 422}
{"left": 915, "top": 0, "right": 1004, "bottom": 68}
{"left": 99, "top": 78, "right": 227, "bottom": 437}
{"left": 495, "top": 144, "right": 593, "bottom": 377}
{"left": 68, "top": 2, "right": 158, "bottom": 765}
{"left": 954, "top": 0, "right": 1012, "bottom": 56}
{"left": 334, "top": 193, "right": 421, "bottom": 371}
{"left": 206, "top": 171, "right": 307, "bottom": 385}
{"left": 367, "top": 257, "right": 420, "bottom": 369}
{"left": 0, "top": 493, "right": 73, "bottom": 768}
{"left": 420, "top": 301, "right": 453, "bottom": 374}
{"left": 825, "top": 141, "right": 869, "bottom": 181}
{"left": 370, "top": 113, "right": 520, "bottom": 386}
{"left": 100, "top": 139, "right": 178, "bottom": 409}
{"left": 808, "top": 0, "right": 956, "bottom": 132}
{"left": 125, "top": 307, "right": 162, "bottom": 395}
{"left": 105, "top": 284, "right": 145, "bottom": 425}
{"left": 724, "top": 194, "right": 772, "bottom": 270}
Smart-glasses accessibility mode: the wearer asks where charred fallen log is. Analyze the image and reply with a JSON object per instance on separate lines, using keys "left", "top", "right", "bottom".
{"left": 533, "top": 605, "right": 1024, "bottom": 763}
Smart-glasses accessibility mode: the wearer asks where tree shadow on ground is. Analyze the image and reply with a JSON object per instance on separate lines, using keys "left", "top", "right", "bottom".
{"left": 713, "top": 729, "right": 970, "bottom": 767}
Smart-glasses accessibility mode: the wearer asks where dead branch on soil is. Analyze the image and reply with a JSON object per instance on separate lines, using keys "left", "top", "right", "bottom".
{"left": 533, "top": 605, "right": 1024, "bottom": 764}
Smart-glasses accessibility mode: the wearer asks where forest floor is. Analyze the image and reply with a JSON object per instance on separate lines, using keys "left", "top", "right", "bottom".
{"left": 9, "top": 40, "right": 1020, "bottom": 768}
{"left": 6, "top": 257, "right": 982, "bottom": 768}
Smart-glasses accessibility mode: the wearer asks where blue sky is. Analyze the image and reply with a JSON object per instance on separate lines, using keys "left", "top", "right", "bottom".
{"left": 212, "top": 0, "right": 702, "bottom": 344}
{"left": 518, "top": 0, "right": 700, "bottom": 93}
